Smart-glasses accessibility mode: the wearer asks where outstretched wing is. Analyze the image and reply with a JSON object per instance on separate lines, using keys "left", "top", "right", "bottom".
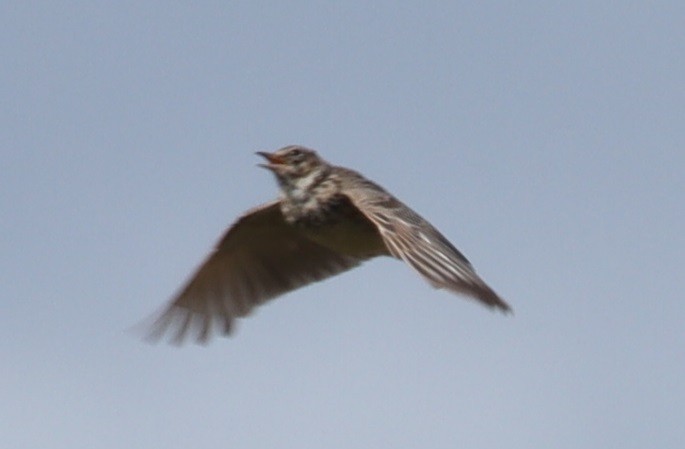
{"left": 148, "top": 201, "right": 362, "bottom": 344}
{"left": 341, "top": 173, "right": 511, "bottom": 312}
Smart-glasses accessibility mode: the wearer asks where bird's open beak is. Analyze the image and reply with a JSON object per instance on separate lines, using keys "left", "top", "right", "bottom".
{"left": 256, "top": 151, "right": 285, "bottom": 170}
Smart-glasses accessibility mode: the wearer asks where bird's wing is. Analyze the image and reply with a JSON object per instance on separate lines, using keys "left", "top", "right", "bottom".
{"left": 148, "top": 200, "right": 362, "bottom": 344}
{"left": 342, "top": 177, "right": 511, "bottom": 312}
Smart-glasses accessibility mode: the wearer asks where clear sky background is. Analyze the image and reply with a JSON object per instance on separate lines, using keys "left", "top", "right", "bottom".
{"left": 2, "top": 2, "right": 684, "bottom": 448}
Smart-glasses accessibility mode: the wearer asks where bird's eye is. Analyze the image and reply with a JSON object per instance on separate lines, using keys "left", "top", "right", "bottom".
{"left": 288, "top": 149, "right": 304, "bottom": 161}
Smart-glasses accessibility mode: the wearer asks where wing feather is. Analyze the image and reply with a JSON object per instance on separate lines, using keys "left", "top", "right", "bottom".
{"left": 340, "top": 173, "right": 511, "bottom": 312}
{"left": 148, "top": 201, "right": 362, "bottom": 344}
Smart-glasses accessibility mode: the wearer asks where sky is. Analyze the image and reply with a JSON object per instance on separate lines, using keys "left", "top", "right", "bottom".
{"left": 2, "top": 2, "right": 684, "bottom": 448}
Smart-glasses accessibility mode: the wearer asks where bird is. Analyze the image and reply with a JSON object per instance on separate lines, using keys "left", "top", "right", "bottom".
{"left": 147, "top": 145, "right": 510, "bottom": 344}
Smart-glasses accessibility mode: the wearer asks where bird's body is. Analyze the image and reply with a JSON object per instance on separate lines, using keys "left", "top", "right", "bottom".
{"left": 149, "top": 145, "right": 510, "bottom": 344}
{"left": 278, "top": 166, "right": 390, "bottom": 258}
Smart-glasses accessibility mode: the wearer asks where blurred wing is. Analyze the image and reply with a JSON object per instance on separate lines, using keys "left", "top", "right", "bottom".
{"left": 148, "top": 201, "right": 362, "bottom": 344}
{"left": 343, "top": 183, "right": 511, "bottom": 312}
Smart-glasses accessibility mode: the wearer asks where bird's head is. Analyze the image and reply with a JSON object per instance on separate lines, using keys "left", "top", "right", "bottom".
{"left": 257, "top": 145, "right": 329, "bottom": 193}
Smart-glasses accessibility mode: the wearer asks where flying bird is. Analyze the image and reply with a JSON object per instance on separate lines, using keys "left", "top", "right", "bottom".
{"left": 149, "top": 145, "right": 510, "bottom": 343}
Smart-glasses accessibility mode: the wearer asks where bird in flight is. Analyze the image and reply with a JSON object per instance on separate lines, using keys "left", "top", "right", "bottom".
{"left": 148, "top": 145, "right": 510, "bottom": 343}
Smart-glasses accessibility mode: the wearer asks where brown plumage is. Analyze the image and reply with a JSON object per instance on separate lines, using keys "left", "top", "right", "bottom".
{"left": 148, "top": 145, "right": 510, "bottom": 344}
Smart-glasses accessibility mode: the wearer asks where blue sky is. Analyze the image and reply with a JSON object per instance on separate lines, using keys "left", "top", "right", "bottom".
{"left": 2, "top": 2, "right": 684, "bottom": 448}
